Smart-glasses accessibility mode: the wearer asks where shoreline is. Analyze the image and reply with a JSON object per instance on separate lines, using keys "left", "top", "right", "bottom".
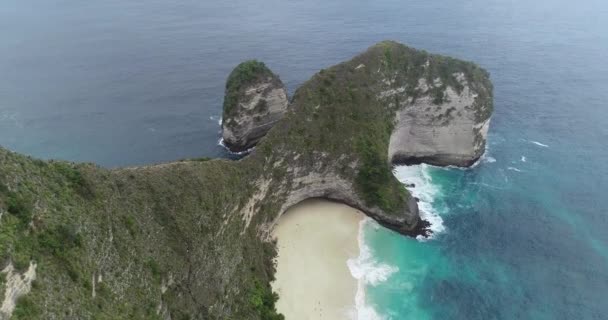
{"left": 271, "top": 199, "right": 364, "bottom": 319}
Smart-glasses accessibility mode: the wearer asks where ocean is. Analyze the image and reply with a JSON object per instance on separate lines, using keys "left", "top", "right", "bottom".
{"left": 1, "top": 0, "right": 607, "bottom": 319}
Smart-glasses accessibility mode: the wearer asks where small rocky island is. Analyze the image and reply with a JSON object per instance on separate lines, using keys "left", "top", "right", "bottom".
{"left": 0, "top": 41, "right": 492, "bottom": 319}
{"left": 222, "top": 61, "right": 289, "bottom": 152}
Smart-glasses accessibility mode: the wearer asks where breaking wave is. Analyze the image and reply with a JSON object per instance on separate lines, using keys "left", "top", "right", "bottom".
{"left": 217, "top": 138, "right": 254, "bottom": 155}
{"left": 347, "top": 218, "right": 398, "bottom": 320}
{"left": 393, "top": 164, "right": 445, "bottom": 240}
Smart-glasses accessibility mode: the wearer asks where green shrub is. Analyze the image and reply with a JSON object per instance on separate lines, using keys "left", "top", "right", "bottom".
{"left": 12, "top": 295, "right": 41, "bottom": 319}
{"left": 122, "top": 215, "right": 137, "bottom": 238}
{"left": 52, "top": 162, "right": 94, "bottom": 198}
{"left": 38, "top": 225, "right": 82, "bottom": 255}
{"left": 146, "top": 258, "right": 162, "bottom": 283}
{"left": 356, "top": 138, "right": 392, "bottom": 208}
{"left": 250, "top": 280, "right": 284, "bottom": 320}
{"left": 6, "top": 192, "right": 33, "bottom": 228}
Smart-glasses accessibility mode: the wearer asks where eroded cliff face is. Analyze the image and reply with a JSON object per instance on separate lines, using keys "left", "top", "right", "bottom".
{"left": 274, "top": 170, "right": 420, "bottom": 236}
{"left": 387, "top": 73, "right": 492, "bottom": 166}
{"left": 0, "top": 262, "right": 37, "bottom": 319}
{"left": 0, "top": 41, "right": 491, "bottom": 319}
{"left": 222, "top": 61, "right": 289, "bottom": 152}
{"left": 254, "top": 151, "right": 422, "bottom": 239}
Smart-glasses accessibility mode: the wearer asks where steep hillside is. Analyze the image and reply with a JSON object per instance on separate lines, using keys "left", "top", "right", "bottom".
{"left": 0, "top": 41, "right": 492, "bottom": 319}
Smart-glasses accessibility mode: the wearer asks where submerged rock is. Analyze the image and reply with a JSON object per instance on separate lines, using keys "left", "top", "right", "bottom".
{"left": 221, "top": 60, "right": 289, "bottom": 152}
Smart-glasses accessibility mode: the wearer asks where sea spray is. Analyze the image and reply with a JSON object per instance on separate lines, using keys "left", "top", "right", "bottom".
{"left": 210, "top": 115, "right": 222, "bottom": 126}
{"left": 530, "top": 140, "right": 549, "bottom": 148}
{"left": 348, "top": 161, "right": 448, "bottom": 318}
{"left": 393, "top": 164, "right": 445, "bottom": 239}
{"left": 345, "top": 165, "right": 448, "bottom": 317}
{"left": 348, "top": 218, "right": 398, "bottom": 320}
{"left": 353, "top": 157, "right": 487, "bottom": 317}
{"left": 217, "top": 137, "right": 255, "bottom": 155}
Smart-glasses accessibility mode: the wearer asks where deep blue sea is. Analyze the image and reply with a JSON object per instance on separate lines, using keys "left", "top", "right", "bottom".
{"left": 1, "top": 0, "right": 607, "bottom": 319}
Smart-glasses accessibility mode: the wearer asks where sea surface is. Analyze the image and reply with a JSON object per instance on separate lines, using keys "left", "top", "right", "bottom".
{"left": 1, "top": 0, "right": 607, "bottom": 319}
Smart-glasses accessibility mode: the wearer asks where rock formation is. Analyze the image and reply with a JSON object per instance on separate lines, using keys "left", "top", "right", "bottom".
{"left": 222, "top": 61, "right": 289, "bottom": 152}
{"left": 387, "top": 69, "right": 492, "bottom": 167}
{"left": 0, "top": 41, "right": 492, "bottom": 319}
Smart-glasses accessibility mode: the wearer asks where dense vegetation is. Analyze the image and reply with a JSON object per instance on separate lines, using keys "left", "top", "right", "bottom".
{"left": 0, "top": 151, "right": 279, "bottom": 319}
{"left": 257, "top": 41, "right": 491, "bottom": 213}
{"left": 0, "top": 41, "right": 491, "bottom": 319}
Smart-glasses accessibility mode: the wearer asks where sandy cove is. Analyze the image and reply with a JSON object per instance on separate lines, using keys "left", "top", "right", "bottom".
{"left": 271, "top": 199, "right": 364, "bottom": 320}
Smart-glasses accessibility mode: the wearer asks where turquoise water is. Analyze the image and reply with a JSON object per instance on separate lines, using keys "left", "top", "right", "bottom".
{"left": 361, "top": 141, "right": 608, "bottom": 319}
{"left": 2, "top": 0, "right": 608, "bottom": 318}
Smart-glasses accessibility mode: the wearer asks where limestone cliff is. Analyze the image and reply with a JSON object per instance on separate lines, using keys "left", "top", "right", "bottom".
{"left": 0, "top": 41, "right": 492, "bottom": 319}
{"left": 387, "top": 63, "right": 493, "bottom": 166}
{"left": 222, "top": 61, "right": 289, "bottom": 152}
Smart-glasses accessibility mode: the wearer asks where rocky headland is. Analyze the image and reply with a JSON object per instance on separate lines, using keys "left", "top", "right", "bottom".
{"left": 0, "top": 41, "right": 492, "bottom": 319}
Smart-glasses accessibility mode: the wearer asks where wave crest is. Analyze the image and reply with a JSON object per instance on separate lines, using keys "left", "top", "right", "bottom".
{"left": 347, "top": 219, "right": 398, "bottom": 320}
{"left": 530, "top": 140, "right": 549, "bottom": 148}
{"left": 393, "top": 164, "right": 445, "bottom": 239}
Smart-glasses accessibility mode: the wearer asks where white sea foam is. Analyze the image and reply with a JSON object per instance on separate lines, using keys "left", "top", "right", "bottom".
{"left": 347, "top": 218, "right": 398, "bottom": 320}
{"left": 530, "top": 140, "right": 549, "bottom": 148}
{"left": 507, "top": 166, "right": 522, "bottom": 172}
{"left": 393, "top": 164, "right": 445, "bottom": 239}
{"left": 521, "top": 156, "right": 526, "bottom": 162}
{"left": 479, "top": 147, "right": 495, "bottom": 165}
{"left": 216, "top": 116, "right": 256, "bottom": 155}
{"left": 348, "top": 164, "right": 451, "bottom": 318}
{"left": 217, "top": 138, "right": 254, "bottom": 155}
{"left": 209, "top": 115, "right": 222, "bottom": 126}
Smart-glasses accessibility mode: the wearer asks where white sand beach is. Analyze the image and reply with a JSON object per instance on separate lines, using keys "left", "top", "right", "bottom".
{"left": 271, "top": 199, "right": 364, "bottom": 320}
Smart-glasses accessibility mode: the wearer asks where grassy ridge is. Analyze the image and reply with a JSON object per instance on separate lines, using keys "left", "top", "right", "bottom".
{"left": 0, "top": 150, "right": 282, "bottom": 319}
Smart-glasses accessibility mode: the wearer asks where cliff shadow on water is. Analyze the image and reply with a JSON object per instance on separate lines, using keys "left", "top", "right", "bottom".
{"left": 0, "top": 41, "right": 491, "bottom": 319}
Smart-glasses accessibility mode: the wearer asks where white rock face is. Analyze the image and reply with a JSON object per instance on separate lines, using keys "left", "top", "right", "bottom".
{"left": 271, "top": 171, "right": 420, "bottom": 235}
{"left": 388, "top": 74, "right": 491, "bottom": 167}
{"left": 222, "top": 78, "right": 289, "bottom": 152}
{"left": 1, "top": 262, "right": 37, "bottom": 319}
{"left": 251, "top": 151, "right": 422, "bottom": 238}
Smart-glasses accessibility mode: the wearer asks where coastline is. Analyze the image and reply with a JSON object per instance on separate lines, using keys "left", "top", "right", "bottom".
{"left": 271, "top": 165, "right": 444, "bottom": 320}
{"left": 271, "top": 199, "right": 364, "bottom": 319}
